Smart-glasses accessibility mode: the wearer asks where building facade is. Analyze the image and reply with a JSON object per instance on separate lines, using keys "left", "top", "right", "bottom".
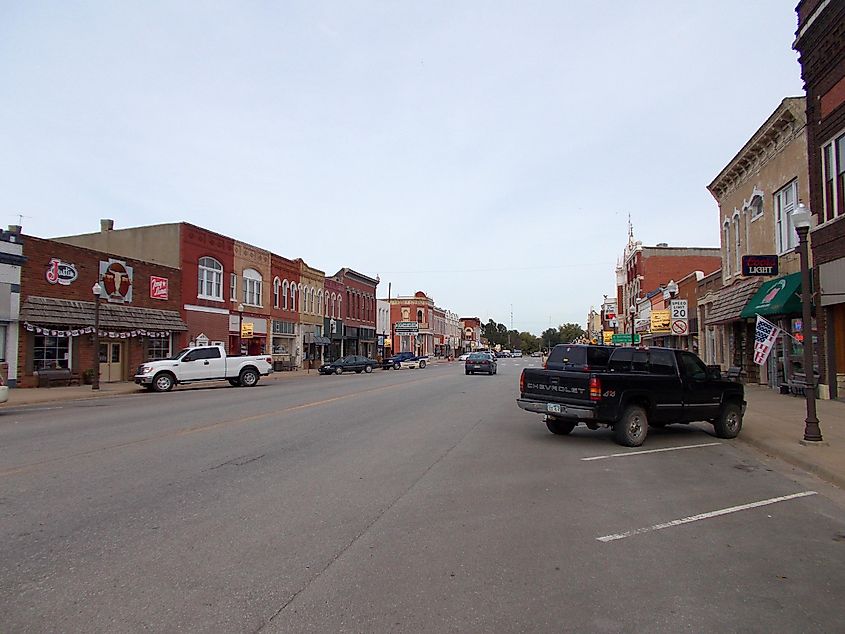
{"left": 705, "top": 97, "right": 809, "bottom": 387}
{"left": 460, "top": 317, "right": 482, "bottom": 353}
{"left": 324, "top": 277, "right": 345, "bottom": 361}
{"left": 0, "top": 226, "right": 25, "bottom": 386}
{"left": 795, "top": 0, "right": 845, "bottom": 398}
{"left": 298, "top": 259, "right": 327, "bottom": 368}
{"left": 376, "top": 299, "right": 391, "bottom": 360}
{"left": 388, "top": 292, "right": 435, "bottom": 356}
{"left": 269, "top": 253, "right": 301, "bottom": 369}
{"left": 18, "top": 235, "right": 186, "bottom": 387}
{"left": 331, "top": 268, "right": 378, "bottom": 358}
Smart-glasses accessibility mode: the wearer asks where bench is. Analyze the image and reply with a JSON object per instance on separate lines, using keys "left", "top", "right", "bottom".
{"left": 273, "top": 360, "right": 297, "bottom": 372}
{"left": 787, "top": 372, "right": 819, "bottom": 397}
{"left": 34, "top": 368, "right": 82, "bottom": 388}
{"left": 726, "top": 366, "right": 742, "bottom": 382}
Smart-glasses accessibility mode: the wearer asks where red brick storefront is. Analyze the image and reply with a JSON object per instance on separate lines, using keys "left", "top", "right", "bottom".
{"left": 18, "top": 236, "right": 186, "bottom": 387}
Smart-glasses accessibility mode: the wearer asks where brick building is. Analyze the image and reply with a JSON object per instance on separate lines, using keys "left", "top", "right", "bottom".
{"left": 460, "top": 316, "right": 482, "bottom": 353}
{"left": 298, "top": 259, "right": 327, "bottom": 368}
{"left": 324, "top": 277, "right": 345, "bottom": 361}
{"left": 18, "top": 235, "right": 186, "bottom": 387}
{"left": 615, "top": 222, "right": 721, "bottom": 337}
{"left": 331, "top": 268, "right": 379, "bottom": 358}
{"left": 388, "top": 291, "right": 435, "bottom": 356}
{"left": 269, "top": 253, "right": 301, "bottom": 367}
{"left": 705, "top": 97, "right": 809, "bottom": 387}
{"left": 795, "top": 0, "right": 845, "bottom": 398}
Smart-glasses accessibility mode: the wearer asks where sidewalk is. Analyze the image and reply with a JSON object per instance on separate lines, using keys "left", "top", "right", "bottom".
{"left": 739, "top": 385, "right": 845, "bottom": 489}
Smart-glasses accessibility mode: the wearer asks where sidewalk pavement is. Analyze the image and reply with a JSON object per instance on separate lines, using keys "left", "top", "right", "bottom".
{"left": 6, "top": 368, "right": 842, "bottom": 490}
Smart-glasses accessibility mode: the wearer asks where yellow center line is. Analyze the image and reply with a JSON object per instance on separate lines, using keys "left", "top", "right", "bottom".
{"left": 0, "top": 372, "right": 447, "bottom": 478}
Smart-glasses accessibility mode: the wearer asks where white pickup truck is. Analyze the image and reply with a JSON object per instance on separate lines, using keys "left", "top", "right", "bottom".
{"left": 134, "top": 344, "right": 273, "bottom": 392}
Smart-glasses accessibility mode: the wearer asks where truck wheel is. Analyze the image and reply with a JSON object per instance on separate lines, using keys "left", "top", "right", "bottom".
{"left": 239, "top": 368, "right": 259, "bottom": 387}
{"left": 365, "top": 365, "right": 373, "bottom": 373}
{"left": 465, "top": 370, "right": 470, "bottom": 375}
{"left": 419, "top": 360, "right": 426, "bottom": 368}
{"left": 714, "top": 403, "right": 743, "bottom": 439}
{"left": 153, "top": 373, "right": 175, "bottom": 393}
{"left": 614, "top": 405, "right": 648, "bottom": 447}
{"left": 546, "top": 418, "right": 576, "bottom": 435}
{"left": 335, "top": 366, "right": 343, "bottom": 375}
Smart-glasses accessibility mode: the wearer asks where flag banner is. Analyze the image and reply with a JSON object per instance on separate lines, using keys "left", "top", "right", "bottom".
{"left": 754, "top": 315, "right": 781, "bottom": 365}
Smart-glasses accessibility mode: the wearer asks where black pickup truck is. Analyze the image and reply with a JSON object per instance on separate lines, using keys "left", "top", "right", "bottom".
{"left": 517, "top": 346, "right": 745, "bottom": 447}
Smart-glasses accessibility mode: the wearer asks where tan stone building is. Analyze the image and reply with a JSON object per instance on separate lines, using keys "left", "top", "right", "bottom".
{"left": 705, "top": 97, "right": 810, "bottom": 389}
{"left": 297, "top": 259, "right": 326, "bottom": 368}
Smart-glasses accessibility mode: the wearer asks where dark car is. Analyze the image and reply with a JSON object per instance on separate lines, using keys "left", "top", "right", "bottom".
{"left": 545, "top": 344, "right": 613, "bottom": 372}
{"left": 319, "top": 355, "right": 377, "bottom": 375}
{"left": 465, "top": 352, "right": 497, "bottom": 375}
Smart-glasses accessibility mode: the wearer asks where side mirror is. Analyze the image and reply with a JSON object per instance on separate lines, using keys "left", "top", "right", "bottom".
{"left": 707, "top": 365, "right": 722, "bottom": 380}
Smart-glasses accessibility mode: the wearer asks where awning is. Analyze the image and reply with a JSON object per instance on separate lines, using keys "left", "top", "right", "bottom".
{"left": 20, "top": 296, "right": 187, "bottom": 331}
{"left": 314, "top": 335, "right": 331, "bottom": 345}
{"left": 740, "top": 273, "right": 802, "bottom": 318}
{"left": 704, "top": 278, "right": 763, "bottom": 325}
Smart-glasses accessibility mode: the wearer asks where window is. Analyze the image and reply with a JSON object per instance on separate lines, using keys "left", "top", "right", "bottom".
{"left": 608, "top": 348, "right": 632, "bottom": 372}
{"left": 290, "top": 284, "right": 297, "bottom": 311}
{"left": 631, "top": 349, "right": 648, "bottom": 372}
{"left": 331, "top": 294, "right": 336, "bottom": 318}
{"left": 33, "top": 335, "right": 70, "bottom": 370}
{"left": 243, "top": 269, "right": 262, "bottom": 306}
{"left": 679, "top": 352, "right": 707, "bottom": 380}
{"left": 723, "top": 223, "right": 731, "bottom": 276}
{"left": 649, "top": 349, "right": 676, "bottom": 375}
{"left": 774, "top": 180, "right": 798, "bottom": 254}
{"left": 417, "top": 309, "right": 423, "bottom": 323}
{"left": 184, "top": 347, "right": 221, "bottom": 362}
{"left": 282, "top": 280, "right": 289, "bottom": 309}
{"left": 147, "top": 336, "right": 171, "bottom": 361}
{"left": 821, "top": 132, "right": 845, "bottom": 223}
{"left": 0, "top": 325, "right": 5, "bottom": 361}
{"left": 273, "top": 277, "right": 281, "bottom": 309}
{"left": 311, "top": 288, "right": 316, "bottom": 314}
{"left": 230, "top": 272, "right": 236, "bottom": 301}
{"left": 733, "top": 215, "right": 741, "bottom": 273}
{"left": 198, "top": 257, "right": 223, "bottom": 300}
{"left": 749, "top": 195, "right": 763, "bottom": 220}
{"left": 303, "top": 286, "right": 310, "bottom": 313}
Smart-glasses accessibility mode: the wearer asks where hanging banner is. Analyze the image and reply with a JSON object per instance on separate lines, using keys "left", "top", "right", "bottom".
{"left": 23, "top": 323, "right": 170, "bottom": 338}
{"left": 753, "top": 315, "right": 781, "bottom": 365}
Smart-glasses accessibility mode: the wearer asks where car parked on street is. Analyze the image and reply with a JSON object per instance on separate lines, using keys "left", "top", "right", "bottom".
{"left": 319, "top": 355, "right": 378, "bottom": 375}
{"left": 382, "top": 351, "right": 428, "bottom": 369}
{"left": 465, "top": 352, "right": 497, "bottom": 375}
{"left": 0, "top": 375, "right": 8, "bottom": 403}
{"left": 458, "top": 353, "right": 471, "bottom": 361}
{"left": 512, "top": 350, "right": 523, "bottom": 358}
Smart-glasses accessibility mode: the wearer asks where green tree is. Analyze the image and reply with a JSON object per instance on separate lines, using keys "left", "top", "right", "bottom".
{"left": 558, "top": 323, "right": 586, "bottom": 344}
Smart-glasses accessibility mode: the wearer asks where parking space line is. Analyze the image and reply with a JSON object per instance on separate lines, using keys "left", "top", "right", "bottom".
{"left": 596, "top": 491, "right": 818, "bottom": 542}
{"left": 581, "top": 442, "right": 722, "bottom": 461}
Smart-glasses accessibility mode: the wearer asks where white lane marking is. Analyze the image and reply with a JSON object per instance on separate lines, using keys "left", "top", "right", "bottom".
{"left": 581, "top": 442, "right": 722, "bottom": 461}
{"left": 597, "top": 491, "right": 818, "bottom": 542}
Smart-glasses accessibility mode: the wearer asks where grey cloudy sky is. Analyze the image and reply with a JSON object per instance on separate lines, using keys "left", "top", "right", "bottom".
{"left": 1, "top": 1, "right": 804, "bottom": 334}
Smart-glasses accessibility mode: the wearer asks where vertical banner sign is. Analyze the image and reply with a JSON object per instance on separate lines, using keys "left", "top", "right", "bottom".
{"left": 753, "top": 315, "right": 781, "bottom": 365}
{"left": 150, "top": 276, "right": 169, "bottom": 300}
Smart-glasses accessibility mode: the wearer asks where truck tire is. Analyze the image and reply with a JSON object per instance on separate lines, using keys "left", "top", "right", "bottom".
{"left": 546, "top": 418, "right": 576, "bottom": 435}
{"left": 419, "top": 360, "right": 426, "bottom": 368}
{"left": 239, "top": 368, "right": 259, "bottom": 387}
{"left": 614, "top": 405, "right": 648, "bottom": 447}
{"left": 365, "top": 365, "right": 373, "bottom": 373}
{"left": 714, "top": 403, "right": 743, "bottom": 439}
{"left": 153, "top": 372, "right": 175, "bottom": 393}
{"left": 465, "top": 369, "right": 471, "bottom": 375}
{"left": 335, "top": 366, "right": 343, "bottom": 375}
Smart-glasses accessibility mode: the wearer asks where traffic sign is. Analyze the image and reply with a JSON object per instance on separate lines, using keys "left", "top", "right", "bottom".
{"left": 671, "top": 319, "right": 689, "bottom": 335}
{"left": 670, "top": 299, "right": 688, "bottom": 320}
{"left": 611, "top": 333, "right": 641, "bottom": 344}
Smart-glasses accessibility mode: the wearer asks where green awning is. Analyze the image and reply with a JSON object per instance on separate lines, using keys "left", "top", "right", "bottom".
{"left": 740, "top": 272, "right": 802, "bottom": 318}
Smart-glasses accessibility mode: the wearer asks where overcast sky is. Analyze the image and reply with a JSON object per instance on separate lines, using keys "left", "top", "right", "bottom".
{"left": 1, "top": 1, "right": 805, "bottom": 334}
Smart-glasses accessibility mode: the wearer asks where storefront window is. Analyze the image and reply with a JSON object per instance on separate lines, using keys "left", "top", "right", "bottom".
{"left": 0, "top": 325, "right": 6, "bottom": 361}
{"left": 147, "top": 336, "right": 171, "bottom": 361}
{"left": 34, "top": 335, "right": 70, "bottom": 370}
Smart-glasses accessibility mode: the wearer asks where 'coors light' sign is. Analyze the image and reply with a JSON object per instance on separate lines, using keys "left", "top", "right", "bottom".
{"left": 150, "top": 276, "right": 169, "bottom": 300}
{"left": 46, "top": 258, "right": 78, "bottom": 285}
{"left": 742, "top": 255, "right": 779, "bottom": 277}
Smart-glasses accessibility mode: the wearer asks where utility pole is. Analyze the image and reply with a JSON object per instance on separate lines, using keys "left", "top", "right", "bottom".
{"left": 510, "top": 304, "right": 513, "bottom": 350}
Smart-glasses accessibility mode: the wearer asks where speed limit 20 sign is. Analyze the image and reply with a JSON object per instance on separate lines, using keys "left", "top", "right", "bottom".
{"left": 670, "top": 299, "right": 688, "bottom": 320}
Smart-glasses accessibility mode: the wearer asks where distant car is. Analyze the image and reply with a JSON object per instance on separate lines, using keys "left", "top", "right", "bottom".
{"left": 495, "top": 351, "right": 510, "bottom": 358}
{"left": 319, "top": 355, "right": 377, "bottom": 375}
{"left": 382, "top": 351, "right": 416, "bottom": 369}
{"left": 530, "top": 351, "right": 542, "bottom": 358}
{"left": 465, "top": 352, "right": 497, "bottom": 375}
{"left": 0, "top": 375, "right": 8, "bottom": 403}
{"left": 544, "top": 344, "right": 614, "bottom": 372}
{"left": 458, "top": 353, "right": 471, "bottom": 361}
{"left": 512, "top": 350, "right": 523, "bottom": 358}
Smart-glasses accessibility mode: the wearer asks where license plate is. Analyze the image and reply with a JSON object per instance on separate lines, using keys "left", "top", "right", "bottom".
{"left": 473, "top": 365, "right": 482, "bottom": 369}
{"left": 547, "top": 403, "right": 562, "bottom": 414}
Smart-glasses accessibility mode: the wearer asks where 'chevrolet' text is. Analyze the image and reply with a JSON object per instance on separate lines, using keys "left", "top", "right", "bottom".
{"left": 526, "top": 382, "right": 585, "bottom": 394}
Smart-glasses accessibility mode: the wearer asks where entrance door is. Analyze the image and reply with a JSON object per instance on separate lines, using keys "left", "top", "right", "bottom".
{"left": 99, "top": 342, "right": 124, "bottom": 382}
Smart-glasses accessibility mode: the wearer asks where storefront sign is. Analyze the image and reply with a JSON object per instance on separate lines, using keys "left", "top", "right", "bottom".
{"left": 395, "top": 321, "right": 420, "bottom": 333}
{"left": 602, "top": 331, "right": 613, "bottom": 344}
{"left": 150, "top": 276, "right": 169, "bottom": 300}
{"left": 742, "top": 255, "right": 779, "bottom": 277}
{"left": 241, "top": 322, "right": 254, "bottom": 338}
{"left": 45, "top": 259, "right": 78, "bottom": 286}
{"left": 650, "top": 310, "right": 671, "bottom": 334}
{"left": 99, "top": 259, "right": 133, "bottom": 304}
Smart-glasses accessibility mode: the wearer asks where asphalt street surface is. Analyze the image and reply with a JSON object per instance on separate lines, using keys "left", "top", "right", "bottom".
{"left": 2, "top": 359, "right": 845, "bottom": 632}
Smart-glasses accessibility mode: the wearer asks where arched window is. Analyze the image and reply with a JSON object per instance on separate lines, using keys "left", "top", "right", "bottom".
{"left": 311, "top": 288, "right": 316, "bottom": 314}
{"left": 290, "top": 283, "right": 297, "bottom": 312}
{"left": 733, "top": 215, "right": 741, "bottom": 274}
{"left": 243, "top": 269, "right": 263, "bottom": 306}
{"left": 417, "top": 309, "right": 424, "bottom": 323}
{"left": 331, "top": 293, "right": 336, "bottom": 318}
{"left": 723, "top": 221, "right": 731, "bottom": 277}
{"left": 318, "top": 290, "right": 324, "bottom": 316}
{"left": 198, "top": 257, "right": 223, "bottom": 300}
{"left": 338, "top": 297, "right": 342, "bottom": 320}
{"left": 750, "top": 195, "right": 763, "bottom": 219}
{"left": 273, "top": 277, "right": 281, "bottom": 309}
{"left": 282, "top": 280, "right": 289, "bottom": 310}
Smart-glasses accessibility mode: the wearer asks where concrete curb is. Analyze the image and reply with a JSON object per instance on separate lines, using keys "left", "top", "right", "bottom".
{"left": 737, "top": 434, "right": 844, "bottom": 490}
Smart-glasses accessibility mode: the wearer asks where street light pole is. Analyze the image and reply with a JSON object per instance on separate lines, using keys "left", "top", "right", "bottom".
{"left": 629, "top": 304, "right": 636, "bottom": 347}
{"left": 237, "top": 303, "right": 244, "bottom": 356}
{"left": 92, "top": 281, "right": 102, "bottom": 390}
{"left": 793, "top": 202, "right": 823, "bottom": 442}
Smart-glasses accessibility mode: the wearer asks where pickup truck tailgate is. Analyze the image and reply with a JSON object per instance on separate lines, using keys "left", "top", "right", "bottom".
{"left": 521, "top": 368, "right": 593, "bottom": 404}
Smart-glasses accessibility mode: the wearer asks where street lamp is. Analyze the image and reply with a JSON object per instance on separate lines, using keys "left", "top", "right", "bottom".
{"left": 792, "top": 202, "right": 823, "bottom": 442}
{"left": 92, "top": 281, "right": 102, "bottom": 390}
{"left": 629, "top": 304, "right": 636, "bottom": 347}
{"left": 237, "top": 303, "right": 244, "bottom": 356}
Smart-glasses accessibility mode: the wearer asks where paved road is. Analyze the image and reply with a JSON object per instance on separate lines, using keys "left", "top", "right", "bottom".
{"left": 2, "top": 359, "right": 845, "bottom": 632}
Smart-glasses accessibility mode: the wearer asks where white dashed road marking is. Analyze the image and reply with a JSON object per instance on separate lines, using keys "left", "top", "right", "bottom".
{"left": 596, "top": 491, "right": 818, "bottom": 542}
{"left": 581, "top": 442, "right": 722, "bottom": 461}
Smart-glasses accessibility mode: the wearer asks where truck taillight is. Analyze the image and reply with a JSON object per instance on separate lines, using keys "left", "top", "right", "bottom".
{"left": 589, "top": 376, "right": 601, "bottom": 401}
{"left": 519, "top": 369, "right": 525, "bottom": 394}
{"left": 266, "top": 357, "right": 272, "bottom": 364}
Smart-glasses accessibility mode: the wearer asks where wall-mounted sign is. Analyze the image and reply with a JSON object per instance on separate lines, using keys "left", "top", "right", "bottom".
{"left": 150, "top": 276, "right": 169, "bottom": 300}
{"left": 241, "top": 322, "right": 254, "bottom": 338}
{"left": 602, "top": 331, "right": 614, "bottom": 344}
{"left": 395, "top": 321, "right": 420, "bottom": 333}
{"left": 99, "top": 259, "right": 133, "bottom": 303}
{"left": 45, "top": 259, "right": 78, "bottom": 286}
{"left": 742, "top": 255, "right": 779, "bottom": 277}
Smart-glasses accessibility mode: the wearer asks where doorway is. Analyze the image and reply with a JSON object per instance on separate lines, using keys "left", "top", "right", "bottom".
{"left": 99, "top": 341, "right": 124, "bottom": 382}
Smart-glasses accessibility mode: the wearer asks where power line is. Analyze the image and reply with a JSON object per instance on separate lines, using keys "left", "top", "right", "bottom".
{"left": 377, "top": 261, "right": 612, "bottom": 275}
